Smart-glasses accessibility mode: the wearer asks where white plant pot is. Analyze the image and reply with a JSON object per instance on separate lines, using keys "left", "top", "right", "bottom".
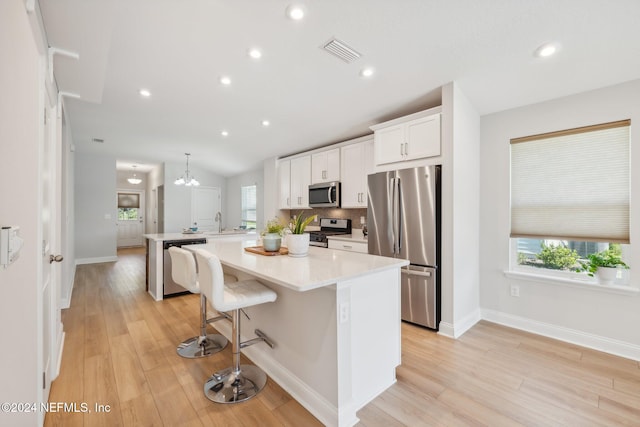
{"left": 596, "top": 267, "right": 618, "bottom": 285}
{"left": 287, "top": 233, "right": 310, "bottom": 257}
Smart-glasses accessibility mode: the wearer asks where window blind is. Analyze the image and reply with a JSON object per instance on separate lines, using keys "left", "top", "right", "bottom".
{"left": 510, "top": 120, "right": 630, "bottom": 243}
{"left": 117, "top": 193, "right": 140, "bottom": 208}
{"left": 241, "top": 185, "right": 257, "bottom": 223}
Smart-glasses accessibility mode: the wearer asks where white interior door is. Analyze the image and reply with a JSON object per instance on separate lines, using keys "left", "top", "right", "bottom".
{"left": 40, "top": 79, "right": 62, "bottom": 412}
{"left": 117, "top": 190, "right": 145, "bottom": 247}
{"left": 192, "top": 187, "right": 221, "bottom": 232}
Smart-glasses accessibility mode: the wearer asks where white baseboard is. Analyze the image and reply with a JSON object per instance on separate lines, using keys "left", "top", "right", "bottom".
{"left": 437, "top": 309, "right": 481, "bottom": 339}
{"left": 60, "top": 267, "right": 76, "bottom": 309}
{"left": 215, "top": 322, "right": 344, "bottom": 427}
{"left": 481, "top": 308, "right": 640, "bottom": 362}
{"left": 75, "top": 256, "right": 118, "bottom": 265}
{"left": 53, "top": 329, "right": 65, "bottom": 382}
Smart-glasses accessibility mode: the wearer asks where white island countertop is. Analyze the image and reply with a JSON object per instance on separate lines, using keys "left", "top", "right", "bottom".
{"left": 143, "top": 230, "right": 257, "bottom": 242}
{"left": 184, "top": 239, "right": 408, "bottom": 292}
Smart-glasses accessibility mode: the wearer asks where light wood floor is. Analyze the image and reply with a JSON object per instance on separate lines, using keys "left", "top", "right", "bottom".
{"left": 45, "top": 247, "right": 640, "bottom": 426}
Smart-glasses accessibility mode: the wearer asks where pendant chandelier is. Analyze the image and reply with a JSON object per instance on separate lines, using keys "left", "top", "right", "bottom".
{"left": 127, "top": 164, "right": 142, "bottom": 185}
{"left": 174, "top": 153, "right": 200, "bottom": 186}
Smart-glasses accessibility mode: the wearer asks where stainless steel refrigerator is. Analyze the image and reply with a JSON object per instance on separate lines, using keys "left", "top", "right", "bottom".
{"left": 367, "top": 165, "right": 441, "bottom": 330}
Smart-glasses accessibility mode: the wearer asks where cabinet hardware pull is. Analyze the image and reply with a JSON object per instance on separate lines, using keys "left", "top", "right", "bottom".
{"left": 404, "top": 142, "right": 408, "bottom": 156}
{"left": 400, "top": 143, "right": 404, "bottom": 156}
{"left": 343, "top": 245, "right": 352, "bottom": 249}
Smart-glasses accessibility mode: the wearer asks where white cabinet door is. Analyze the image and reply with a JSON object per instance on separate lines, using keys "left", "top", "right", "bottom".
{"left": 375, "top": 123, "right": 405, "bottom": 165}
{"left": 405, "top": 114, "right": 441, "bottom": 160}
{"left": 278, "top": 159, "right": 291, "bottom": 209}
{"left": 341, "top": 139, "right": 373, "bottom": 208}
{"left": 373, "top": 112, "right": 441, "bottom": 165}
{"left": 311, "top": 148, "right": 340, "bottom": 183}
{"left": 290, "top": 156, "right": 311, "bottom": 209}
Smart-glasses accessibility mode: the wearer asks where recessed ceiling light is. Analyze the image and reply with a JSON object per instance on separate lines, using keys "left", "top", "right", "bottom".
{"left": 534, "top": 42, "right": 559, "bottom": 58}
{"left": 286, "top": 4, "right": 305, "bottom": 20}
{"left": 360, "top": 67, "right": 375, "bottom": 78}
{"left": 139, "top": 89, "right": 151, "bottom": 97}
{"left": 262, "top": 120, "right": 270, "bottom": 127}
{"left": 248, "top": 48, "right": 262, "bottom": 59}
{"left": 221, "top": 130, "right": 229, "bottom": 137}
{"left": 220, "top": 76, "right": 232, "bottom": 85}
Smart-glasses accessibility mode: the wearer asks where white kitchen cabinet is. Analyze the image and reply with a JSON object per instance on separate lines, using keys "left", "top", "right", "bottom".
{"left": 311, "top": 148, "right": 340, "bottom": 183}
{"left": 328, "top": 238, "right": 368, "bottom": 253}
{"left": 290, "top": 155, "right": 311, "bottom": 209}
{"left": 340, "top": 138, "right": 374, "bottom": 208}
{"left": 371, "top": 109, "right": 441, "bottom": 165}
{"left": 278, "top": 159, "right": 291, "bottom": 209}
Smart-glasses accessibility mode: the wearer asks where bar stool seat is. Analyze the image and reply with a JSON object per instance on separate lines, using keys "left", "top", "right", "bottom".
{"left": 168, "top": 246, "right": 236, "bottom": 359}
{"left": 195, "top": 248, "right": 277, "bottom": 403}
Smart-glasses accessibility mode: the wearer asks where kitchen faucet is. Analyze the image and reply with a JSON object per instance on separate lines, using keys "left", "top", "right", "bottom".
{"left": 215, "top": 211, "right": 222, "bottom": 233}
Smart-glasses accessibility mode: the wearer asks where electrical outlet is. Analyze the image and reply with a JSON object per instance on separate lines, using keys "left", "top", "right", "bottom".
{"left": 510, "top": 285, "right": 520, "bottom": 297}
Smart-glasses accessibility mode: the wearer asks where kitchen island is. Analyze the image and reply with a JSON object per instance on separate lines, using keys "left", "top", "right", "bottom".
{"left": 143, "top": 231, "right": 257, "bottom": 300}
{"left": 184, "top": 239, "right": 408, "bottom": 427}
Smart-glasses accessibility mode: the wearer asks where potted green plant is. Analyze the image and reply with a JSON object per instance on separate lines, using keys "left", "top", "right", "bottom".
{"left": 578, "top": 246, "right": 629, "bottom": 284}
{"left": 262, "top": 218, "right": 285, "bottom": 252}
{"left": 286, "top": 213, "right": 317, "bottom": 257}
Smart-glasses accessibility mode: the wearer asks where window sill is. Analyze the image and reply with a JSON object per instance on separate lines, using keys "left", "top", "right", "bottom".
{"left": 504, "top": 270, "right": 639, "bottom": 296}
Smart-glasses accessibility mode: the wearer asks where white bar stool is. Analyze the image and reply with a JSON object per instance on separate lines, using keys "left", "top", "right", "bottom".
{"left": 168, "top": 246, "right": 236, "bottom": 359}
{"left": 195, "top": 248, "right": 277, "bottom": 403}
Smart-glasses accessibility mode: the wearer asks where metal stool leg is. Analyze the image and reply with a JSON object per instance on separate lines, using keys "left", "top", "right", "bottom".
{"left": 177, "top": 294, "right": 228, "bottom": 358}
{"left": 204, "top": 309, "right": 269, "bottom": 403}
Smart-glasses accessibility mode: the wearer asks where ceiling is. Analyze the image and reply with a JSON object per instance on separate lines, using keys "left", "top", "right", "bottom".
{"left": 39, "top": 0, "right": 640, "bottom": 177}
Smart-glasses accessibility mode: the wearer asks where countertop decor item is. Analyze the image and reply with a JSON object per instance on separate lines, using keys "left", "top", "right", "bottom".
{"left": 287, "top": 213, "right": 317, "bottom": 257}
{"left": 262, "top": 218, "right": 286, "bottom": 251}
{"left": 244, "top": 246, "right": 289, "bottom": 256}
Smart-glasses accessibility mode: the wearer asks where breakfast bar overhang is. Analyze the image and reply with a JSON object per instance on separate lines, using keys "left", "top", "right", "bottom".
{"left": 183, "top": 239, "right": 408, "bottom": 427}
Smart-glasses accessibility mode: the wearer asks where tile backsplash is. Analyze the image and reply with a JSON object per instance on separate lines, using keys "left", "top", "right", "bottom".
{"left": 281, "top": 208, "right": 367, "bottom": 230}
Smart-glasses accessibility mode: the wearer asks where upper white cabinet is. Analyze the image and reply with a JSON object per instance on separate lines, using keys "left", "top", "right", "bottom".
{"left": 290, "top": 155, "right": 311, "bottom": 209}
{"left": 278, "top": 159, "right": 291, "bottom": 209}
{"left": 311, "top": 148, "right": 340, "bottom": 183}
{"left": 341, "top": 138, "right": 374, "bottom": 208}
{"left": 371, "top": 109, "right": 441, "bottom": 165}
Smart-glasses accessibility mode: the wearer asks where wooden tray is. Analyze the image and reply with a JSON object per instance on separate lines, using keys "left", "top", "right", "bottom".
{"left": 244, "top": 246, "right": 289, "bottom": 256}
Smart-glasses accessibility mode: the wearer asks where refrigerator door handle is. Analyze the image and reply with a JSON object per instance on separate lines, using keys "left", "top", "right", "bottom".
{"left": 392, "top": 177, "right": 401, "bottom": 254}
{"left": 402, "top": 268, "right": 432, "bottom": 278}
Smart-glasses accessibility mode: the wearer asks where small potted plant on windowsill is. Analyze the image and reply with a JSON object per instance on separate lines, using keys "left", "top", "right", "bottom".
{"left": 262, "top": 218, "right": 286, "bottom": 252}
{"left": 577, "top": 246, "right": 629, "bottom": 285}
{"left": 286, "top": 213, "right": 317, "bottom": 257}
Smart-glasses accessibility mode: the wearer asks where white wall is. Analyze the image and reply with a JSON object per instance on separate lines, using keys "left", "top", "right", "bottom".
{"left": 480, "top": 79, "right": 640, "bottom": 355}
{"left": 74, "top": 152, "right": 118, "bottom": 263}
{"left": 163, "top": 161, "right": 227, "bottom": 233}
{"left": 439, "top": 82, "right": 481, "bottom": 337}
{"left": 145, "top": 164, "right": 163, "bottom": 234}
{"left": 227, "top": 168, "right": 264, "bottom": 231}
{"left": 0, "top": 1, "right": 43, "bottom": 424}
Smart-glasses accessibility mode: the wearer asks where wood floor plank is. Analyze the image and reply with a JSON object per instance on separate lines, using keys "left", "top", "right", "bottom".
{"left": 47, "top": 248, "right": 640, "bottom": 427}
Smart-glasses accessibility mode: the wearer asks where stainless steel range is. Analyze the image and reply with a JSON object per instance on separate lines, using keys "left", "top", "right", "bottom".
{"left": 307, "top": 218, "right": 352, "bottom": 248}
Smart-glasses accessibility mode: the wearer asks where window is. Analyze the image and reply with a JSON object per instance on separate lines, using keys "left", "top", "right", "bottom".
{"left": 510, "top": 120, "right": 631, "bottom": 281}
{"left": 241, "top": 185, "right": 257, "bottom": 229}
{"left": 117, "top": 192, "right": 140, "bottom": 221}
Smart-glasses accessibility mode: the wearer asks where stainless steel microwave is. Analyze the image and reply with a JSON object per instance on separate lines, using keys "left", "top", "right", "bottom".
{"left": 308, "top": 182, "right": 341, "bottom": 208}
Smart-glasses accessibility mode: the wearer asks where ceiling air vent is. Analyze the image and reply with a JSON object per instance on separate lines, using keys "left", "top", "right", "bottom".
{"left": 92, "top": 138, "right": 104, "bottom": 144}
{"left": 322, "top": 38, "right": 361, "bottom": 63}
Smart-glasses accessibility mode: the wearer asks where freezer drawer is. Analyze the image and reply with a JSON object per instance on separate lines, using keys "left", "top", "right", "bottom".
{"left": 401, "top": 265, "right": 437, "bottom": 329}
